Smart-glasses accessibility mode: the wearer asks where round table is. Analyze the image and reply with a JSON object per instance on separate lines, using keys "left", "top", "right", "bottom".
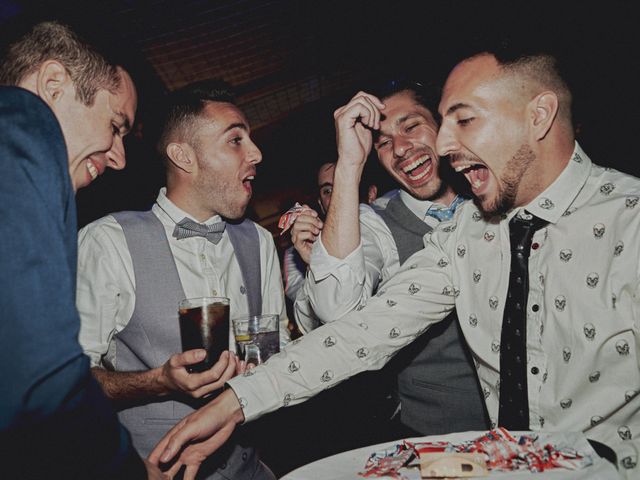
{"left": 281, "top": 431, "right": 621, "bottom": 479}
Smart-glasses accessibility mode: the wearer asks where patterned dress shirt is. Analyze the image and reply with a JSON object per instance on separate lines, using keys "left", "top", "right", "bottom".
{"left": 229, "top": 143, "right": 639, "bottom": 475}
{"left": 296, "top": 190, "right": 451, "bottom": 332}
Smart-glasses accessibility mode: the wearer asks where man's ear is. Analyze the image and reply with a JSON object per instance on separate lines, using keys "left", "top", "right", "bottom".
{"left": 367, "top": 184, "right": 378, "bottom": 204}
{"left": 166, "top": 142, "right": 196, "bottom": 173}
{"left": 35, "top": 60, "right": 71, "bottom": 107}
{"left": 529, "top": 91, "right": 558, "bottom": 141}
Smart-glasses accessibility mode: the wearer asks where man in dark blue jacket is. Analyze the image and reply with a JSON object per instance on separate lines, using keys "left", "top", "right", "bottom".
{"left": 0, "top": 21, "right": 164, "bottom": 478}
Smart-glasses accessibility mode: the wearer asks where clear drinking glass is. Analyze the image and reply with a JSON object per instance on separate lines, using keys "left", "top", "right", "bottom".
{"left": 232, "top": 314, "right": 280, "bottom": 365}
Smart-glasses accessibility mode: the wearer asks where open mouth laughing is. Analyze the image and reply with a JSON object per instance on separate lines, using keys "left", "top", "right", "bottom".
{"left": 399, "top": 153, "right": 433, "bottom": 184}
{"left": 87, "top": 160, "right": 99, "bottom": 180}
{"left": 453, "top": 161, "right": 489, "bottom": 192}
{"left": 85, "top": 156, "right": 106, "bottom": 184}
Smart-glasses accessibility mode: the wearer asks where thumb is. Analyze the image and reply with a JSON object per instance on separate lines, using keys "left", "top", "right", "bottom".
{"left": 175, "top": 349, "right": 207, "bottom": 366}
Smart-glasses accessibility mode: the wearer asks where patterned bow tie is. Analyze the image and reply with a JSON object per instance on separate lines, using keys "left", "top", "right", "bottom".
{"left": 426, "top": 195, "right": 466, "bottom": 222}
{"left": 172, "top": 217, "right": 226, "bottom": 245}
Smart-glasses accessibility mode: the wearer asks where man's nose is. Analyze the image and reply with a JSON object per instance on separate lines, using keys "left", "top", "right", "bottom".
{"left": 248, "top": 139, "right": 262, "bottom": 165}
{"left": 393, "top": 136, "right": 412, "bottom": 159}
{"left": 435, "top": 124, "right": 459, "bottom": 157}
{"left": 106, "top": 135, "right": 126, "bottom": 170}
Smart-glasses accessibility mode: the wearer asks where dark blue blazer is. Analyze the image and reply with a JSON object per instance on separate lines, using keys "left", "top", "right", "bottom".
{"left": 0, "top": 86, "right": 144, "bottom": 478}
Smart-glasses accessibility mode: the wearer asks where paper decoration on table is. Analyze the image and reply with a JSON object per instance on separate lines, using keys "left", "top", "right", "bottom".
{"left": 360, "top": 441, "right": 415, "bottom": 479}
{"left": 419, "top": 452, "right": 488, "bottom": 478}
{"left": 359, "top": 428, "right": 593, "bottom": 479}
{"left": 278, "top": 202, "right": 308, "bottom": 235}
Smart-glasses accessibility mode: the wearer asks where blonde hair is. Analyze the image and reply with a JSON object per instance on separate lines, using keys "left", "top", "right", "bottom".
{"left": 0, "top": 21, "right": 120, "bottom": 106}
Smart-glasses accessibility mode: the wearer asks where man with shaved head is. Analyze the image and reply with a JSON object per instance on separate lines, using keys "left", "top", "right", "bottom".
{"left": 152, "top": 50, "right": 639, "bottom": 479}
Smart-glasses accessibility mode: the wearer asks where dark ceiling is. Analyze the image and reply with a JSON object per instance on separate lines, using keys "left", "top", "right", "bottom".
{"left": 1, "top": 1, "right": 638, "bottom": 230}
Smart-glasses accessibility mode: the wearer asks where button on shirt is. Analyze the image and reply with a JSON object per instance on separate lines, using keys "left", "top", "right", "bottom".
{"left": 296, "top": 190, "right": 457, "bottom": 331}
{"left": 77, "top": 188, "right": 288, "bottom": 369}
{"left": 229, "top": 144, "right": 639, "bottom": 475}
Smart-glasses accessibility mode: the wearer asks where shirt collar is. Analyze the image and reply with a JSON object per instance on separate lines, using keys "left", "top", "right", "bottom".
{"left": 398, "top": 189, "right": 463, "bottom": 222}
{"left": 510, "top": 142, "right": 592, "bottom": 225}
{"left": 154, "top": 187, "right": 223, "bottom": 226}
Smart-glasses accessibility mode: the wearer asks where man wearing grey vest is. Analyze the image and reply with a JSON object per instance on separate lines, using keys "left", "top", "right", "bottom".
{"left": 77, "top": 80, "right": 287, "bottom": 479}
{"left": 292, "top": 80, "right": 488, "bottom": 437}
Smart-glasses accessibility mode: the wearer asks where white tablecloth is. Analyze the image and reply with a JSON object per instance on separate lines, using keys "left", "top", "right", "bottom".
{"left": 281, "top": 431, "right": 621, "bottom": 479}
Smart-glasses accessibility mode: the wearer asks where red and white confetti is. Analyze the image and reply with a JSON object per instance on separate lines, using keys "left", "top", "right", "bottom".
{"left": 359, "top": 428, "right": 593, "bottom": 478}
{"left": 278, "top": 202, "right": 313, "bottom": 235}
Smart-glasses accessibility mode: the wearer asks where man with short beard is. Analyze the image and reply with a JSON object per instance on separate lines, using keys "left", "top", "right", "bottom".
{"left": 77, "top": 79, "right": 287, "bottom": 479}
{"left": 151, "top": 51, "right": 640, "bottom": 479}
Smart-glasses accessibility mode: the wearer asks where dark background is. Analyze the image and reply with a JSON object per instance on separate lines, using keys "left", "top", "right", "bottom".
{"left": 2, "top": 1, "right": 638, "bottom": 474}
{"left": 1, "top": 0, "right": 638, "bottom": 236}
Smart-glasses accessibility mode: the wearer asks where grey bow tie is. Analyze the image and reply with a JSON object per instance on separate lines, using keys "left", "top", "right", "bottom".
{"left": 172, "top": 217, "right": 226, "bottom": 245}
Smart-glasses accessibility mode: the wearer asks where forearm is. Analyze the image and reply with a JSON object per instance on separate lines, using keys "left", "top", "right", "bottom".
{"left": 322, "top": 160, "right": 363, "bottom": 258}
{"left": 306, "top": 247, "right": 367, "bottom": 321}
{"left": 229, "top": 297, "right": 449, "bottom": 423}
{"left": 92, "top": 366, "right": 169, "bottom": 402}
{"left": 231, "top": 247, "right": 456, "bottom": 422}
{"left": 220, "top": 388, "right": 246, "bottom": 425}
{"left": 307, "top": 213, "right": 386, "bottom": 322}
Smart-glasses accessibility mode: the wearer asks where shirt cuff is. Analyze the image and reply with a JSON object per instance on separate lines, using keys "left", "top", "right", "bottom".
{"left": 227, "top": 368, "right": 284, "bottom": 423}
{"left": 309, "top": 235, "right": 366, "bottom": 282}
{"left": 293, "top": 289, "right": 320, "bottom": 334}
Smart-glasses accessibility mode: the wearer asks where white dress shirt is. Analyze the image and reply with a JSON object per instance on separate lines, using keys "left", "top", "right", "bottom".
{"left": 283, "top": 245, "right": 323, "bottom": 333}
{"left": 296, "top": 189, "right": 447, "bottom": 332}
{"left": 77, "top": 188, "right": 288, "bottom": 369}
{"left": 229, "top": 144, "right": 639, "bottom": 475}
{"left": 284, "top": 246, "right": 305, "bottom": 302}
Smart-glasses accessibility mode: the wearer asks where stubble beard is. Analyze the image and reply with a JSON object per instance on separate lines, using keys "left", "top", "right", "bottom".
{"left": 413, "top": 175, "right": 446, "bottom": 202}
{"left": 482, "top": 144, "right": 535, "bottom": 216}
{"left": 195, "top": 174, "right": 249, "bottom": 220}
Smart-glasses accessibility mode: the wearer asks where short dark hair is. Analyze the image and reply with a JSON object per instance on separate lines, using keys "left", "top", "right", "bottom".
{"left": 363, "top": 77, "right": 471, "bottom": 197}
{"left": 157, "top": 79, "right": 236, "bottom": 161}
{"left": 366, "top": 78, "right": 440, "bottom": 120}
{"left": 0, "top": 21, "right": 120, "bottom": 106}
{"left": 494, "top": 52, "right": 573, "bottom": 126}
{"left": 454, "top": 38, "right": 574, "bottom": 127}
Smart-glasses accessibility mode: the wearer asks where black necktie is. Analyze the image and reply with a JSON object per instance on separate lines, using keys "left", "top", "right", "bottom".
{"left": 498, "top": 211, "right": 548, "bottom": 430}
{"left": 172, "top": 217, "right": 226, "bottom": 245}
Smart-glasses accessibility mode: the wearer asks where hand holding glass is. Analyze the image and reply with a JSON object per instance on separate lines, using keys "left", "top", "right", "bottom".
{"left": 178, "top": 297, "right": 230, "bottom": 373}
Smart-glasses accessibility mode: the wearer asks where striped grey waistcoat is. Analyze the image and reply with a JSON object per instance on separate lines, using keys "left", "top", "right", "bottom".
{"left": 376, "top": 195, "right": 488, "bottom": 434}
{"left": 110, "top": 211, "right": 267, "bottom": 479}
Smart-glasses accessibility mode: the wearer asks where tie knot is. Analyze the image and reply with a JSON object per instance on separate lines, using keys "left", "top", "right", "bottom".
{"left": 426, "top": 196, "right": 465, "bottom": 222}
{"left": 509, "top": 211, "right": 547, "bottom": 254}
{"left": 173, "top": 217, "right": 226, "bottom": 244}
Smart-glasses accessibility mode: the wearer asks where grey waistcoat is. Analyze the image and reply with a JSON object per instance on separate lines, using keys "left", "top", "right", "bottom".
{"left": 110, "top": 211, "right": 265, "bottom": 479}
{"left": 376, "top": 195, "right": 488, "bottom": 434}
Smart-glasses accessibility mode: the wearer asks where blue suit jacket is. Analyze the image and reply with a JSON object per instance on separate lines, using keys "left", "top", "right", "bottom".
{"left": 0, "top": 86, "right": 144, "bottom": 477}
